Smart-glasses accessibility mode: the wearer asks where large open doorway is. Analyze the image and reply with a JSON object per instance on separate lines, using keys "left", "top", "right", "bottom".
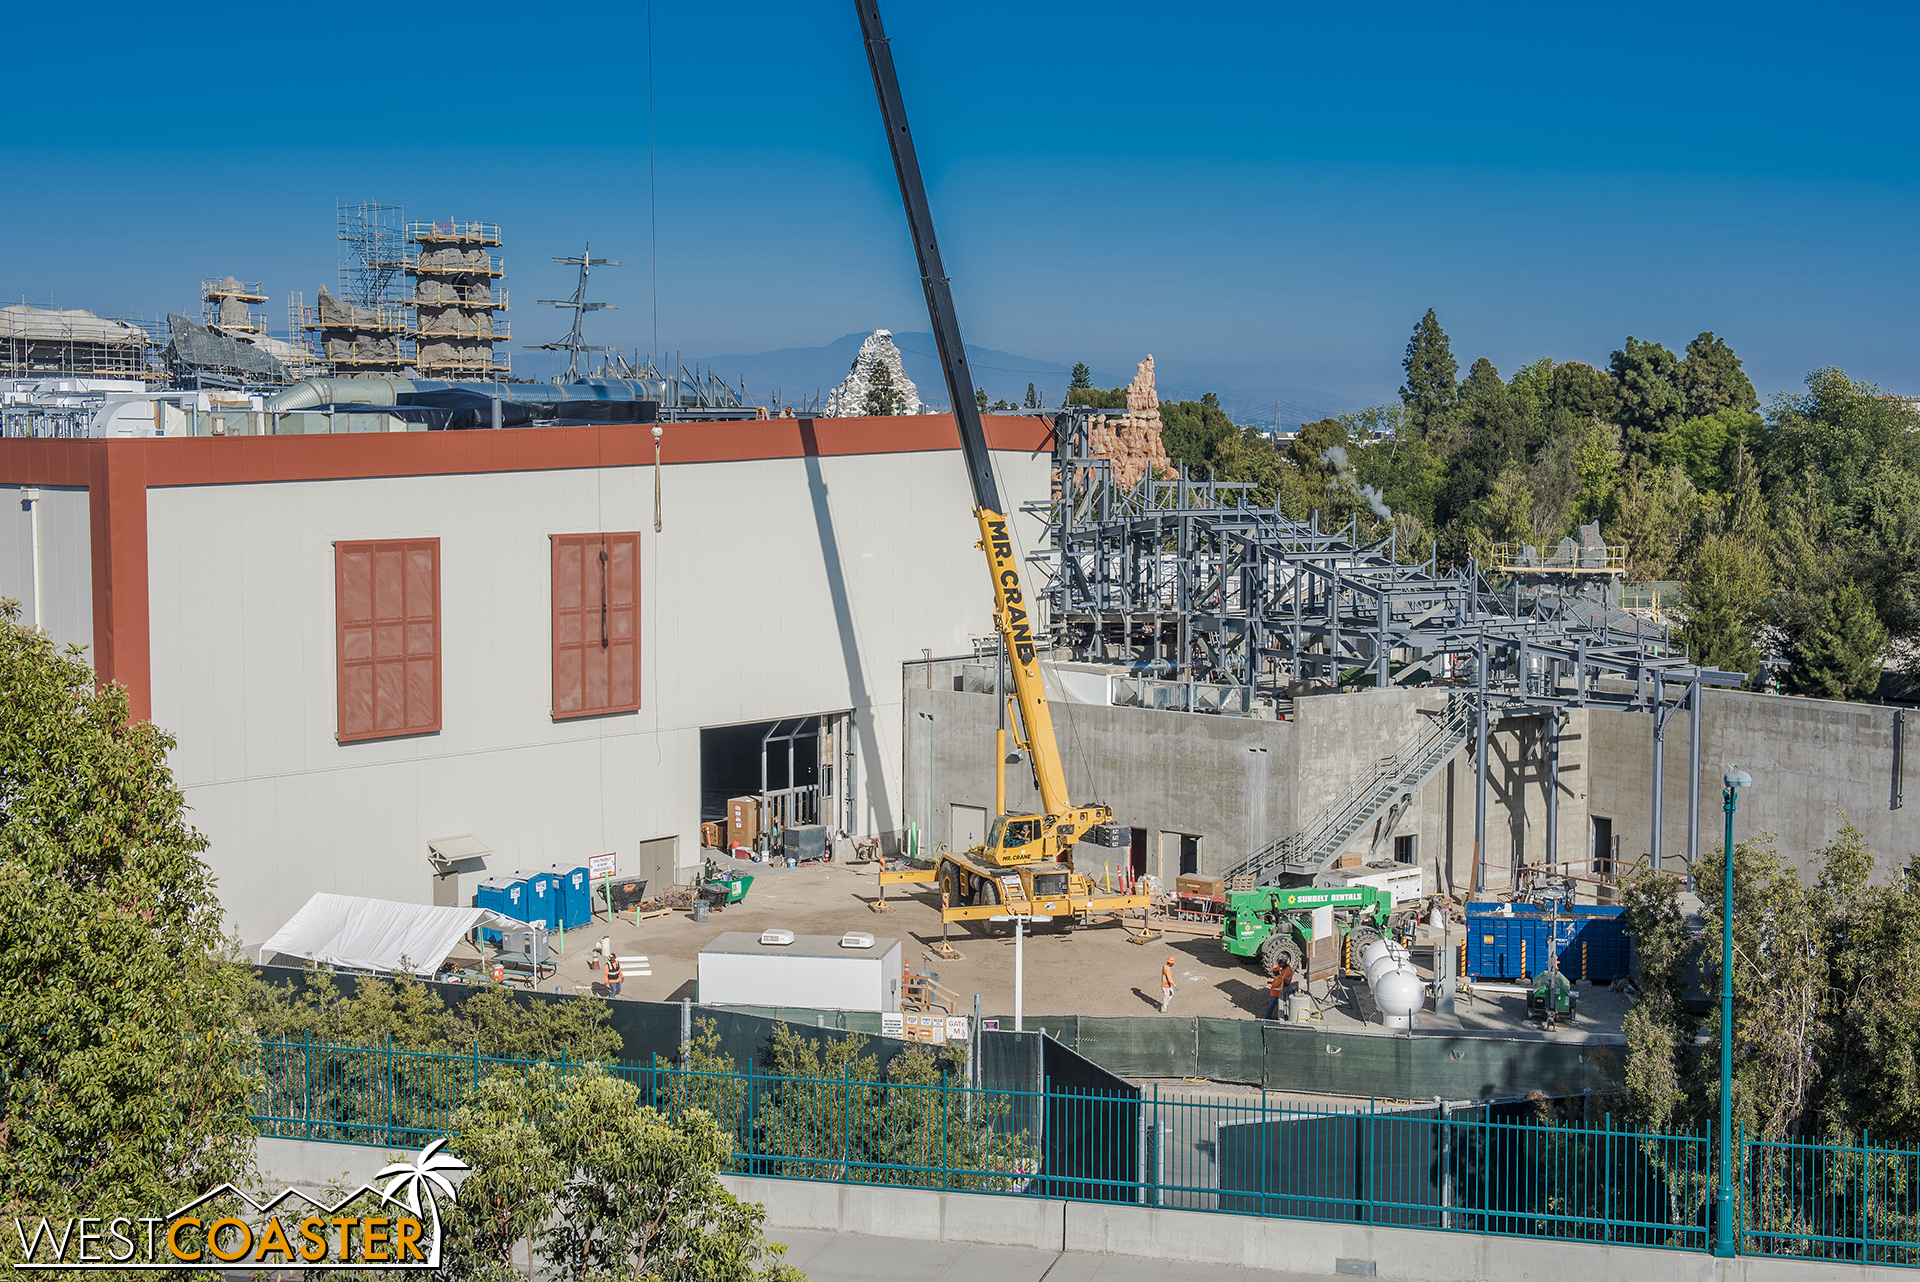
{"left": 700, "top": 713, "right": 851, "bottom": 835}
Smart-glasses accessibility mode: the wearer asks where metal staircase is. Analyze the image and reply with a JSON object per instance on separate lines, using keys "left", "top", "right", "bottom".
{"left": 1227, "top": 692, "right": 1477, "bottom": 886}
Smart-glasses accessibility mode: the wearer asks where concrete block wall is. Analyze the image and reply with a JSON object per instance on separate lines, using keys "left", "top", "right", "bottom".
{"left": 908, "top": 678, "right": 1585, "bottom": 896}
{"left": 1589, "top": 688, "right": 1916, "bottom": 884}
{"left": 912, "top": 667, "right": 1916, "bottom": 896}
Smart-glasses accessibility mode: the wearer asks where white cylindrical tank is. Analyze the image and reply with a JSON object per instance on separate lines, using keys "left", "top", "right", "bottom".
{"left": 1360, "top": 939, "right": 1423, "bottom": 1030}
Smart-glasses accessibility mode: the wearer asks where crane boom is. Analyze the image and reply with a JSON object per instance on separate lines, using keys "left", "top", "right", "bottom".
{"left": 854, "top": 0, "right": 1076, "bottom": 819}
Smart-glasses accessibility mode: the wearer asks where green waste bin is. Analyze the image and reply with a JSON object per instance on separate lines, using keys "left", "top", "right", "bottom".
{"left": 709, "top": 874, "right": 752, "bottom": 904}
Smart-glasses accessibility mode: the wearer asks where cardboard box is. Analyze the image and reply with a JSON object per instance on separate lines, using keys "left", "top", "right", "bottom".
{"left": 701, "top": 821, "right": 724, "bottom": 850}
{"left": 1175, "top": 873, "right": 1224, "bottom": 899}
{"left": 727, "top": 797, "right": 760, "bottom": 849}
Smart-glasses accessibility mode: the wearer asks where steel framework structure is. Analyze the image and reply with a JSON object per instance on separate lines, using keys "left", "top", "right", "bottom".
{"left": 1021, "top": 408, "right": 1743, "bottom": 890}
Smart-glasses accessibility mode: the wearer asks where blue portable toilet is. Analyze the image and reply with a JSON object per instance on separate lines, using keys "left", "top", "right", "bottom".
{"left": 542, "top": 863, "right": 591, "bottom": 931}
{"left": 476, "top": 874, "right": 529, "bottom": 944}
{"left": 519, "top": 870, "right": 560, "bottom": 932}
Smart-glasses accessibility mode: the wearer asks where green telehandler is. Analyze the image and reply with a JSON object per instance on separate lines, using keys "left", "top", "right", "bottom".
{"left": 1221, "top": 883, "right": 1396, "bottom": 977}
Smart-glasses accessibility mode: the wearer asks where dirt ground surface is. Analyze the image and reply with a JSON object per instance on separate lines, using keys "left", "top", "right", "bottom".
{"left": 473, "top": 854, "right": 1626, "bottom": 1045}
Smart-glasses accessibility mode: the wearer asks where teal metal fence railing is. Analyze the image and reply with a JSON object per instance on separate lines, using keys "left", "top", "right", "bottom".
{"left": 252, "top": 1039, "right": 1917, "bottom": 1264}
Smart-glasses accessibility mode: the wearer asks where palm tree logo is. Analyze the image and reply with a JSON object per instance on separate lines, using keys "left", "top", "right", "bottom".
{"left": 376, "top": 1138, "right": 469, "bottom": 1265}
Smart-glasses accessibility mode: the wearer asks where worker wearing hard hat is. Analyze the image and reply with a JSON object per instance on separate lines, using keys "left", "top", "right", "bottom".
{"left": 1263, "top": 963, "right": 1295, "bottom": 1020}
{"left": 1160, "top": 956, "right": 1177, "bottom": 1012}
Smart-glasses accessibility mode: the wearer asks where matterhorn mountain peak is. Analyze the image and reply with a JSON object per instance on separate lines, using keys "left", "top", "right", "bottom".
{"left": 826, "top": 329, "right": 924, "bottom": 417}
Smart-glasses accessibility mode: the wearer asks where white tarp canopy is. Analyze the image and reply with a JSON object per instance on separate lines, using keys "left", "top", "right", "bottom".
{"left": 258, "top": 893, "right": 517, "bottom": 976}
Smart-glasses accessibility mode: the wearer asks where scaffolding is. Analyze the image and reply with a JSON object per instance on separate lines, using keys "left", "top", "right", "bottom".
{"left": 201, "top": 278, "right": 268, "bottom": 333}
{"left": 338, "top": 202, "right": 408, "bottom": 311}
{"left": 310, "top": 203, "right": 415, "bottom": 376}
{"left": 407, "top": 219, "right": 509, "bottom": 379}
{"left": 1, "top": 303, "right": 154, "bottom": 381}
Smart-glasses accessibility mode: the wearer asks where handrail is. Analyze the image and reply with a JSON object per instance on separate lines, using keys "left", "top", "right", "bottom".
{"left": 1230, "top": 693, "right": 1474, "bottom": 883}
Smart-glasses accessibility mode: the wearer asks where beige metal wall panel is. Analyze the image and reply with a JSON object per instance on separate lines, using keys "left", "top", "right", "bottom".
{"left": 143, "top": 446, "right": 1048, "bottom": 944}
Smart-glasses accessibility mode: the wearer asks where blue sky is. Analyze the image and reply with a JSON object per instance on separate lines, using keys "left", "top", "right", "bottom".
{"left": 5, "top": 1, "right": 1916, "bottom": 410}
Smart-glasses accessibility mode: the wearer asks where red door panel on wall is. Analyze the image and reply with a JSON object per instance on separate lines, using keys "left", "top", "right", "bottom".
{"left": 552, "top": 532, "right": 641, "bottom": 718}
{"left": 336, "top": 539, "right": 441, "bottom": 742}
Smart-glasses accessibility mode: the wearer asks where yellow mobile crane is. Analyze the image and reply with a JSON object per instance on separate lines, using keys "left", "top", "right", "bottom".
{"left": 859, "top": 2, "right": 1147, "bottom": 931}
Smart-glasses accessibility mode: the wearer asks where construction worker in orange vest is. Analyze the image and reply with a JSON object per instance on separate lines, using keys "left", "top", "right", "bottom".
{"left": 1263, "top": 963, "right": 1295, "bottom": 1020}
{"left": 605, "top": 952, "right": 624, "bottom": 998}
{"left": 1160, "top": 956, "right": 1177, "bottom": 1012}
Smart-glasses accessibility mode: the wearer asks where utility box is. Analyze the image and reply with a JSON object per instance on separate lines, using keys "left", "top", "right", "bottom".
{"left": 782, "top": 825, "right": 828, "bottom": 862}
{"left": 727, "top": 797, "right": 761, "bottom": 850}
{"left": 541, "top": 863, "right": 592, "bottom": 931}
{"left": 476, "top": 874, "right": 528, "bottom": 944}
{"left": 501, "top": 927, "right": 550, "bottom": 964}
{"left": 1315, "top": 861, "right": 1425, "bottom": 910}
{"left": 698, "top": 931, "right": 903, "bottom": 1013}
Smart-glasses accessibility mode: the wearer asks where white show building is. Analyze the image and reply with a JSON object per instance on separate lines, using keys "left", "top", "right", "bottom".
{"left": 0, "top": 413, "right": 1050, "bottom": 944}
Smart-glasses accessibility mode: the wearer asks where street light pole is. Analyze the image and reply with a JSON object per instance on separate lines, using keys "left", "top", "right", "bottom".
{"left": 990, "top": 911, "right": 1051, "bottom": 1034}
{"left": 1714, "top": 766, "right": 1752, "bottom": 1258}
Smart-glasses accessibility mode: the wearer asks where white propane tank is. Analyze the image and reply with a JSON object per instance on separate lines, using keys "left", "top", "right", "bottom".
{"left": 1360, "top": 939, "right": 1424, "bottom": 1030}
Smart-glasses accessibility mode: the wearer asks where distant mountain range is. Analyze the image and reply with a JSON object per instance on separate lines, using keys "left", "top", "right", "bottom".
{"left": 518, "top": 332, "right": 1366, "bottom": 428}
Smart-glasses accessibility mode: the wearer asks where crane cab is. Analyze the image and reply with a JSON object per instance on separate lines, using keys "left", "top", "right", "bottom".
{"left": 981, "top": 813, "right": 1057, "bottom": 866}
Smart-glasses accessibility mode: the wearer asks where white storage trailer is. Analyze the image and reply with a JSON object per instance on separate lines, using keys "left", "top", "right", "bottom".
{"left": 697, "top": 932, "right": 903, "bottom": 1013}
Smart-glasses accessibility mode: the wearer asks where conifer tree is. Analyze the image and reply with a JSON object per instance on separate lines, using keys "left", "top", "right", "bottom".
{"left": 1790, "top": 581, "right": 1888, "bottom": 701}
{"left": 1398, "top": 309, "right": 1458, "bottom": 438}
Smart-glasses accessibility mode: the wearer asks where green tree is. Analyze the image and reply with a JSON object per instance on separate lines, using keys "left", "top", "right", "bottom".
{"left": 1571, "top": 416, "right": 1623, "bottom": 526}
{"left": 246, "top": 970, "right": 621, "bottom": 1061}
{"left": 0, "top": 600, "right": 259, "bottom": 1228}
{"left": 1845, "top": 469, "right": 1920, "bottom": 644}
{"left": 1609, "top": 337, "right": 1686, "bottom": 463}
{"left": 1679, "top": 533, "right": 1770, "bottom": 681}
{"left": 1619, "top": 872, "right": 1693, "bottom": 1132}
{"left": 1788, "top": 580, "right": 1887, "bottom": 700}
{"left": 1161, "top": 396, "right": 1241, "bottom": 476}
{"left": 1654, "top": 408, "right": 1763, "bottom": 493}
{"left": 1069, "top": 362, "right": 1092, "bottom": 393}
{"left": 1398, "top": 308, "right": 1458, "bottom": 438}
{"left": 1608, "top": 463, "right": 1699, "bottom": 582}
{"left": 445, "top": 1068, "right": 802, "bottom": 1282}
{"left": 1024, "top": 381, "right": 1039, "bottom": 409}
{"left": 1679, "top": 331, "right": 1759, "bottom": 418}
{"left": 1764, "top": 368, "right": 1920, "bottom": 503}
{"left": 973, "top": 387, "right": 987, "bottom": 414}
{"left": 1437, "top": 357, "right": 1526, "bottom": 538}
{"left": 865, "top": 360, "right": 902, "bottom": 416}
{"left": 1506, "top": 357, "right": 1557, "bottom": 431}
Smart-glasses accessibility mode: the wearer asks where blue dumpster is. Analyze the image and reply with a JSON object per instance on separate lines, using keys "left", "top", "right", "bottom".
{"left": 1465, "top": 902, "right": 1627, "bottom": 982}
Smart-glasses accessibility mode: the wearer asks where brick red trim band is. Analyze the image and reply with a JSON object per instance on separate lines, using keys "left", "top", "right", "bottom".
{"left": 0, "top": 414, "right": 1051, "bottom": 724}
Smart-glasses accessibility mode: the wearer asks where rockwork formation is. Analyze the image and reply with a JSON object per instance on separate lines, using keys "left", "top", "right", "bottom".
{"left": 1086, "top": 355, "right": 1174, "bottom": 490}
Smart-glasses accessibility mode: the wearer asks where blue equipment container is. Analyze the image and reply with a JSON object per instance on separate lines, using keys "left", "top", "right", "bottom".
{"left": 541, "top": 863, "right": 592, "bottom": 930}
{"left": 476, "top": 874, "right": 529, "bottom": 944}
{"left": 1465, "top": 902, "right": 1627, "bottom": 982}
{"left": 519, "top": 870, "right": 561, "bottom": 932}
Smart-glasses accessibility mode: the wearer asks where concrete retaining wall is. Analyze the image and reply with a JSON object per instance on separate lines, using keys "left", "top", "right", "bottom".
{"left": 726, "top": 1173, "right": 1911, "bottom": 1282}
{"left": 910, "top": 672, "right": 1916, "bottom": 896}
